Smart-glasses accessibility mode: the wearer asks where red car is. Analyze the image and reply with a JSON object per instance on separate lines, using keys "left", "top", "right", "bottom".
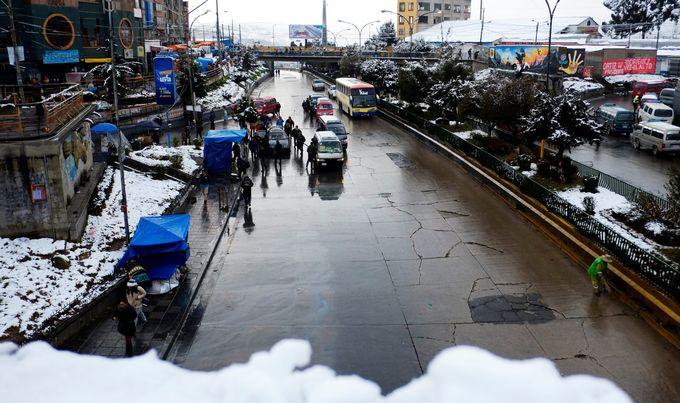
{"left": 315, "top": 98, "right": 334, "bottom": 119}
{"left": 631, "top": 79, "right": 672, "bottom": 98}
{"left": 254, "top": 96, "right": 278, "bottom": 116}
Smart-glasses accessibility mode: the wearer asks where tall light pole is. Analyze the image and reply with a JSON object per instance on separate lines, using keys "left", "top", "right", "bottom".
{"left": 327, "top": 28, "right": 350, "bottom": 46}
{"left": 338, "top": 19, "right": 379, "bottom": 53}
{"left": 188, "top": 9, "right": 210, "bottom": 140}
{"left": 543, "top": 0, "right": 561, "bottom": 91}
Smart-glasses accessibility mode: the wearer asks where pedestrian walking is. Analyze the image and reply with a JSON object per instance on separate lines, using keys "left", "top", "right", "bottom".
{"left": 126, "top": 280, "right": 147, "bottom": 325}
{"left": 249, "top": 135, "right": 260, "bottom": 161}
{"left": 276, "top": 116, "right": 284, "bottom": 127}
{"left": 260, "top": 136, "right": 270, "bottom": 172}
{"left": 237, "top": 156, "right": 250, "bottom": 179}
{"left": 209, "top": 110, "right": 216, "bottom": 130}
{"left": 275, "top": 101, "right": 282, "bottom": 115}
{"left": 199, "top": 171, "right": 210, "bottom": 203}
{"left": 296, "top": 131, "right": 306, "bottom": 156}
{"left": 115, "top": 301, "right": 137, "bottom": 357}
{"left": 467, "top": 48, "right": 472, "bottom": 60}
{"left": 274, "top": 140, "right": 283, "bottom": 166}
{"left": 233, "top": 142, "right": 241, "bottom": 160}
{"left": 588, "top": 254, "right": 612, "bottom": 296}
{"left": 284, "top": 116, "right": 294, "bottom": 135}
{"left": 241, "top": 175, "right": 254, "bottom": 207}
{"left": 306, "top": 141, "right": 317, "bottom": 171}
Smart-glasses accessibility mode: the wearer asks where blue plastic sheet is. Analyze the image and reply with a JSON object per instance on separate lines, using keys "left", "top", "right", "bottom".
{"left": 203, "top": 129, "right": 246, "bottom": 173}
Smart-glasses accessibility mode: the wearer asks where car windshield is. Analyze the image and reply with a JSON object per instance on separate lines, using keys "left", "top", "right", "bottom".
{"left": 666, "top": 131, "right": 680, "bottom": 141}
{"left": 269, "top": 131, "right": 285, "bottom": 140}
{"left": 328, "top": 126, "right": 346, "bottom": 136}
{"left": 319, "top": 103, "right": 332, "bottom": 110}
{"left": 254, "top": 101, "right": 263, "bottom": 107}
{"left": 617, "top": 112, "right": 635, "bottom": 122}
{"left": 319, "top": 140, "right": 341, "bottom": 153}
{"left": 655, "top": 109, "right": 673, "bottom": 117}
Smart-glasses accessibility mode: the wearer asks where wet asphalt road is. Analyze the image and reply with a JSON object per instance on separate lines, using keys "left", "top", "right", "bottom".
{"left": 173, "top": 71, "right": 680, "bottom": 399}
{"left": 570, "top": 95, "right": 680, "bottom": 196}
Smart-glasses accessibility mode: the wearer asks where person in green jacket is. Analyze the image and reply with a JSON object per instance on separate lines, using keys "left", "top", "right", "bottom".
{"left": 588, "top": 255, "right": 612, "bottom": 296}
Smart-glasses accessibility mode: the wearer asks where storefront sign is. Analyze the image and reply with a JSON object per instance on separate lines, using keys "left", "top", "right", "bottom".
{"left": 153, "top": 56, "right": 177, "bottom": 106}
{"left": 43, "top": 49, "right": 80, "bottom": 64}
{"left": 602, "top": 57, "right": 656, "bottom": 76}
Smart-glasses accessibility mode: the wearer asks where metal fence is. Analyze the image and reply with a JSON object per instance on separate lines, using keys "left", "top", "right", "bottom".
{"left": 379, "top": 99, "right": 680, "bottom": 303}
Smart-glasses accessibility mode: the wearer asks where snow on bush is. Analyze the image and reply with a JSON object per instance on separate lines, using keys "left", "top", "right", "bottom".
{"left": 604, "top": 74, "right": 666, "bottom": 85}
{"left": 0, "top": 168, "right": 184, "bottom": 341}
{"left": 563, "top": 78, "right": 605, "bottom": 93}
{"left": 0, "top": 340, "right": 632, "bottom": 403}
{"left": 131, "top": 145, "right": 202, "bottom": 175}
{"left": 199, "top": 79, "right": 245, "bottom": 110}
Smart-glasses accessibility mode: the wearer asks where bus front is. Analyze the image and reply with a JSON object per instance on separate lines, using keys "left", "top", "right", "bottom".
{"left": 350, "top": 85, "right": 377, "bottom": 117}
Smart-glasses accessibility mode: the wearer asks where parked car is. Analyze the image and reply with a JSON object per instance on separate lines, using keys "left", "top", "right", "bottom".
{"left": 632, "top": 79, "right": 672, "bottom": 98}
{"left": 254, "top": 97, "right": 277, "bottom": 116}
{"left": 638, "top": 102, "right": 674, "bottom": 124}
{"left": 327, "top": 85, "right": 337, "bottom": 99}
{"left": 660, "top": 88, "right": 675, "bottom": 107}
{"left": 317, "top": 115, "right": 348, "bottom": 148}
{"left": 268, "top": 126, "right": 290, "bottom": 153}
{"left": 315, "top": 98, "right": 334, "bottom": 119}
{"left": 640, "top": 93, "right": 660, "bottom": 106}
{"left": 308, "top": 93, "right": 324, "bottom": 107}
{"left": 631, "top": 121, "right": 680, "bottom": 156}
{"left": 312, "top": 79, "right": 326, "bottom": 92}
{"left": 313, "top": 131, "right": 344, "bottom": 168}
{"left": 594, "top": 104, "right": 635, "bottom": 135}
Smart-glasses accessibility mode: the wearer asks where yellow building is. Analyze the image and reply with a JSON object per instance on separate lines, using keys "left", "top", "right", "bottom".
{"left": 396, "top": 1, "right": 418, "bottom": 40}
{"left": 396, "top": 1, "right": 473, "bottom": 40}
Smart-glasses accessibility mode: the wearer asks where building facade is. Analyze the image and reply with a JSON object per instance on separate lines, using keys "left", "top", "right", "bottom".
{"left": 396, "top": 0, "right": 472, "bottom": 40}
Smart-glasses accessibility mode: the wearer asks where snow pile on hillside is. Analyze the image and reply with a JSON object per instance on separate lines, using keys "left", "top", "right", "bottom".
{"left": 605, "top": 74, "right": 666, "bottom": 84}
{"left": 0, "top": 340, "right": 632, "bottom": 403}
{"left": 131, "top": 145, "right": 202, "bottom": 175}
{"left": 0, "top": 168, "right": 184, "bottom": 341}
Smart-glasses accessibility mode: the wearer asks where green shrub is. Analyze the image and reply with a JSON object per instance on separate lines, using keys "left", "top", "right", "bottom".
{"left": 172, "top": 137, "right": 180, "bottom": 147}
{"left": 151, "top": 165, "right": 168, "bottom": 179}
{"left": 583, "top": 196, "right": 596, "bottom": 215}
{"left": 169, "top": 155, "right": 183, "bottom": 170}
{"left": 517, "top": 154, "right": 532, "bottom": 171}
{"left": 193, "top": 137, "right": 203, "bottom": 150}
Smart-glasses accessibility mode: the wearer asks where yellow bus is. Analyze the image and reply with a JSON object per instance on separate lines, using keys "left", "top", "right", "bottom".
{"left": 335, "top": 77, "right": 377, "bottom": 118}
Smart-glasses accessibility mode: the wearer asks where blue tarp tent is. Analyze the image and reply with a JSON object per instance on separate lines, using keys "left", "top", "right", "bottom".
{"left": 116, "top": 214, "right": 190, "bottom": 281}
{"left": 91, "top": 123, "right": 119, "bottom": 135}
{"left": 196, "top": 57, "right": 215, "bottom": 72}
{"left": 203, "top": 129, "right": 246, "bottom": 173}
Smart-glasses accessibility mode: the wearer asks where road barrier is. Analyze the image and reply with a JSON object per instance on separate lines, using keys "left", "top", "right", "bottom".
{"left": 378, "top": 99, "right": 680, "bottom": 304}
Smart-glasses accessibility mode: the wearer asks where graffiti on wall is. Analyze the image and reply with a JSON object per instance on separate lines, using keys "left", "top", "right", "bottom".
{"left": 602, "top": 57, "right": 657, "bottom": 76}
{"left": 61, "top": 130, "right": 89, "bottom": 183}
{"left": 558, "top": 48, "right": 586, "bottom": 76}
{"left": 489, "top": 46, "right": 559, "bottom": 74}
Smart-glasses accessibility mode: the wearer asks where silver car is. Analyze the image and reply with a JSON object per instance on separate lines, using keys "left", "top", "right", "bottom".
{"left": 268, "top": 126, "right": 290, "bottom": 152}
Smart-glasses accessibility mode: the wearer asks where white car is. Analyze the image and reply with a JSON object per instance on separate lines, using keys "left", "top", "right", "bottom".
{"left": 327, "top": 85, "right": 337, "bottom": 99}
{"left": 268, "top": 126, "right": 290, "bottom": 152}
{"left": 312, "top": 79, "right": 325, "bottom": 92}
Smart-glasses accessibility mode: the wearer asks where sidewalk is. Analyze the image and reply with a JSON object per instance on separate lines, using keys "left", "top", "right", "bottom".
{"left": 65, "top": 121, "right": 241, "bottom": 358}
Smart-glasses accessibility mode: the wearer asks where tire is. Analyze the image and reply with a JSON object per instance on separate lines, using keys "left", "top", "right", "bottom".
{"left": 652, "top": 146, "right": 660, "bottom": 156}
{"left": 633, "top": 138, "right": 641, "bottom": 150}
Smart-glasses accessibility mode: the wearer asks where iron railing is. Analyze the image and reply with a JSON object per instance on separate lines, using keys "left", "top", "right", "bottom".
{"left": 379, "top": 99, "right": 680, "bottom": 302}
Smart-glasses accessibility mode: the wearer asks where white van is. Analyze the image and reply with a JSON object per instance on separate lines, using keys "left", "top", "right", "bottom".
{"left": 317, "top": 115, "right": 348, "bottom": 148}
{"left": 638, "top": 102, "right": 674, "bottom": 124}
{"left": 631, "top": 121, "right": 680, "bottom": 156}
{"left": 313, "top": 131, "right": 344, "bottom": 167}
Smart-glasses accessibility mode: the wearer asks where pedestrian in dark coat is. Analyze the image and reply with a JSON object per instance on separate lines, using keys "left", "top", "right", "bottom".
{"left": 237, "top": 156, "right": 250, "bottom": 179}
{"left": 115, "top": 301, "right": 137, "bottom": 357}
{"left": 209, "top": 110, "right": 216, "bottom": 130}
{"left": 241, "top": 175, "right": 254, "bottom": 207}
{"left": 249, "top": 135, "right": 259, "bottom": 160}
{"left": 306, "top": 142, "right": 317, "bottom": 171}
{"left": 296, "top": 132, "right": 306, "bottom": 156}
{"left": 274, "top": 140, "right": 283, "bottom": 165}
{"left": 233, "top": 142, "right": 241, "bottom": 160}
{"left": 199, "top": 172, "right": 210, "bottom": 203}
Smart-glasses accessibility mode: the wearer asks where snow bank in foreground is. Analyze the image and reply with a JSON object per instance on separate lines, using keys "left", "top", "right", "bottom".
{"left": 0, "top": 340, "right": 631, "bottom": 403}
{"left": 131, "top": 145, "right": 202, "bottom": 175}
{"left": 604, "top": 74, "right": 666, "bottom": 84}
{"left": 0, "top": 168, "right": 184, "bottom": 340}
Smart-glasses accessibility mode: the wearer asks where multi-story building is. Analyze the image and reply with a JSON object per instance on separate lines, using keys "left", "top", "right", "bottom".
{"left": 396, "top": 0, "right": 472, "bottom": 40}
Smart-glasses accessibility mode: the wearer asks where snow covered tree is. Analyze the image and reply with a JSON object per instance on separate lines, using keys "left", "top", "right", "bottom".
{"left": 339, "top": 46, "right": 363, "bottom": 77}
{"left": 365, "top": 21, "right": 399, "bottom": 50}
{"left": 432, "top": 59, "right": 473, "bottom": 83}
{"left": 393, "top": 39, "right": 435, "bottom": 54}
{"left": 398, "top": 61, "right": 431, "bottom": 103}
{"left": 84, "top": 61, "right": 139, "bottom": 101}
{"left": 426, "top": 61, "right": 474, "bottom": 119}
{"left": 360, "top": 59, "right": 398, "bottom": 95}
{"left": 522, "top": 92, "right": 602, "bottom": 158}
{"left": 604, "top": 0, "right": 680, "bottom": 38}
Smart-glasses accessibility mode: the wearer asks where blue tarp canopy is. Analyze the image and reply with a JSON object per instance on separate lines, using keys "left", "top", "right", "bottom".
{"left": 196, "top": 57, "right": 215, "bottom": 72}
{"left": 91, "top": 123, "right": 119, "bottom": 135}
{"left": 116, "top": 214, "right": 191, "bottom": 280}
{"left": 203, "top": 129, "right": 246, "bottom": 173}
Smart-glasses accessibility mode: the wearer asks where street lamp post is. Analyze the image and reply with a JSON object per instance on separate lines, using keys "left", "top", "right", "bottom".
{"left": 327, "top": 28, "right": 350, "bottom": 46}
{"left": 187, "top": 9, "right": 210, "bottom": 140}
{"left": 543, "top": 0, "right": 561, "bottom": 92}
{"left": 381, "top": 10, "right": 414, "bottom": 41}
{"left": 338, "top": 19, "right": 379, "bottom": 53}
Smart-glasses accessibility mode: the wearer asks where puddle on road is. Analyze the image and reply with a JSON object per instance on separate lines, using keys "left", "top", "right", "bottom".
{"left": 469, "top": 293, "right": 555, "bottom": 324}
{"left": 387, "top": 152, "right": 413, "bottom": 168}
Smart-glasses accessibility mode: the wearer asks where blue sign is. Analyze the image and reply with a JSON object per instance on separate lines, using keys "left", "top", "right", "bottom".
{"left": 43, "top": 50, "right": 80, "bottom": 64}
{"left": 153, "top": 57, "right": 177, "bottom": 106}
{"left": 144, "top": 1, "right": 153, "bottom": 28}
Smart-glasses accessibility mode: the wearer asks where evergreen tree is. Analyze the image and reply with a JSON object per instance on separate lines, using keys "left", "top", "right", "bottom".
{"left": 365, "top": 21, "right": 399, "bottom": 50}
{"left": 360, "top": 59, "right": 398, "bottom": 95}
{"left": 398, "top": 61, "right": 431, "bottom": 103}
{"left": 339, "top": 46, "right": 363, "bottom": 77}
{"left": 604, "top": 0, "right": 680, "bottom": 38}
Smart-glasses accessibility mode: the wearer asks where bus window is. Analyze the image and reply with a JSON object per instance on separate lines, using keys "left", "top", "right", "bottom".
{"left": 351, "top": 88, "right": 376, "bottom": 107}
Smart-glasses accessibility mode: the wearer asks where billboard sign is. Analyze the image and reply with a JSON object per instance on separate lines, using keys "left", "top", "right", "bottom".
{"left": 289, "top": 24, "right": 324, "bottom": 40}
{"left": 602, "top": 57, "right": 656, "bottom": 76}
{"left": 43, "top": 50, "right": 80, "bottom": 64}
{"left": 489, "top": 46, "right": 559, "bottom": 74}
{"left": 153, "top": 56, "right": 177, "bottom": 106}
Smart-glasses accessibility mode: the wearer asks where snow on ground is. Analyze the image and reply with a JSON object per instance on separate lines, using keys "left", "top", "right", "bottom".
{"left": 130, "top": 145, "right": 202, "bottom": 175}
{"left": 0, "top": 168, "right": 184, "bottom": 341}
{"left": 199, "top": 79, "right": 245, "bottom": 111}
{"left": 474, "top": 68, "right": 496, "bottom": 81}
{"left": 0, "top": 339, "right": 632, "bottom": 403}
{"left": 556, "top": 187, "right": 654, "bottom": 250}
{"left": 454, "top": 129, "right": 487, "bottom": 140}
{"left": 563, "top": 78, "right": 605, "bottom": 93}
{"left": 645, "top": 221, "right": 667, "bottom": 235}
{"left": 604, "top": 74, "right": 667, "bottom": 84}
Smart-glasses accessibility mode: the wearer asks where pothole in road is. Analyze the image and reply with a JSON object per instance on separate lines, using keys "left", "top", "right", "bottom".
{"left": 386, "top": 152, "right": 413, "bottom": 168}
{"left": 469, "top": 293, "right": 555, "bottom": 324}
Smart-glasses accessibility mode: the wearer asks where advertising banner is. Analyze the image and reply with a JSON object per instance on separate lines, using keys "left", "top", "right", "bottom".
{"left": 558, "top": 48, "right": 586, "bottom": 76}
{"left": 153, "top": 56, "right": 177, "bottom": 106}
{"left": 289, "top": 24, "right": 324, "bottom": 40}
{"left": 43, "top": 50, "right": 80, "bottom": 64}
{"left": 601, "top": 57, "right": 656, "bottom": 76}
{"left": 489, "top": 46, "right": 559, "bottom": 74}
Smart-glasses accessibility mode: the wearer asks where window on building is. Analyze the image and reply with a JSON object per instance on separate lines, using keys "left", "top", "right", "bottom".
{"left": 433, "top": 17, "right": 441, "bottom": 24}
{"left": 464, "top": 5, "right": 470, "bottom": 13}
{"left": 409, "top": 16, "right": 414, "bottom": 25}
{"left": 434, "top": 3, "right": 441, "bottom": 10}
{"left": 399, "top": 16, "right": 405, "bottom": 23}
{"left": 408, "top": 2, "right": 414, "bottom": 11}
{"left": 398, "top": 28, "right": 405, "bottom": 36}
{"left": 43, "top": 13, "right": 75, "bottom": 50}
{"left": 418, "top": 15, "right": 429, "bottom": 24}
{"left": 454, "top": 5, "right": 461, "bottom": 13}
{"left": 443, "top": 16, "right": 450, "bottom": 21}
{"left": 399, "top": 2, "right": 405, "bottom": 12}
{"left": 444, "top": 3, "right": 451, "bottom": 10}
{"left": 418, "top": 2, "right": 430, "bottom": 11}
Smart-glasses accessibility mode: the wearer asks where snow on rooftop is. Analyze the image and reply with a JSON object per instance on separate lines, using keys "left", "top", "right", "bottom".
{"left": 0, "top": 339, "right": 633, "bottom": 403}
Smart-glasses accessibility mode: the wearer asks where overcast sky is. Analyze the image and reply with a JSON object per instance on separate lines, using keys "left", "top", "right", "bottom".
{"left": 189, "top": 0, "right": 613, "bottom": 44}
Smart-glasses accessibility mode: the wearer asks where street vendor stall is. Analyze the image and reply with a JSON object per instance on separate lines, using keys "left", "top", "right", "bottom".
{"left": 203, "top": 129, "right": 246, "bottom": 173}
{"left": 116, "top": 214, "right": 190, "bottom": 295}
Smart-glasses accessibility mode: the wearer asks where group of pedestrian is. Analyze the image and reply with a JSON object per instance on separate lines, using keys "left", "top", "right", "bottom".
{"left": 274, "top": 69, "right": 282, "bottom": 76}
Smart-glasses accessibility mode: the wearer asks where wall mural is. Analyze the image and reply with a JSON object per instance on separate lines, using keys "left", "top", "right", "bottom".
{"left": 558, "top": 48, "right": 586, "bottom": 76}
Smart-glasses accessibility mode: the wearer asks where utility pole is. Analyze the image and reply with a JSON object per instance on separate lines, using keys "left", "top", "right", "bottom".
{"left": 107, "top": 0, "right": 130, "bottom": 243}
{"left": 239, "top": 24, "right": 242, "bottom": 45}
{"left": 655, "top": 24, "right": 661, "bottom": 49}
{"left": 534, "top": 21, "right": 539, "bottom": 44}
{"left": 478, "top": 8, "right": 485, "bottom": 44}
{"left": 214, "top": 0, "right": 221, "bottom": 56}
{"left": 627, "top": 24, "right": 632, "bottom": 48}
{"left": 6, "top": 1, "right": 24, "bottom": 100}
{"left": 543, "top": 0, "right": 561, "bottom": 92}
{"left": 479, "top": 0, "right": 483, "bottom": 20}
